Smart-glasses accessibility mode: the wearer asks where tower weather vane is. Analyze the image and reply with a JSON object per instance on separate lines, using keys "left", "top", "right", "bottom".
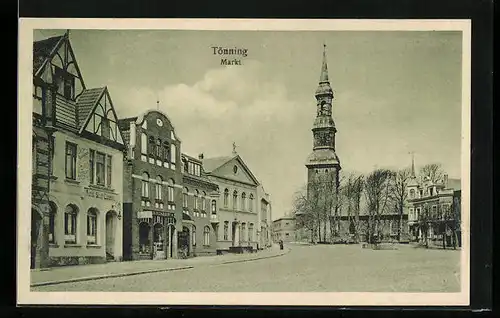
{"left": 232, "top": 142, "right": 237, "bottom": 155}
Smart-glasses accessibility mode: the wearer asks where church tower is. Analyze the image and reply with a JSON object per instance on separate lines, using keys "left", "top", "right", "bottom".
{"left": 305, "top": 44, "right": 341, "bottom": 199}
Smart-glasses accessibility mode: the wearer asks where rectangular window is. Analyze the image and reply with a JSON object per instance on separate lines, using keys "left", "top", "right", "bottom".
{"left": 65, "top": 142, "right": 77, "bottom": 180}
{"left": 89, "top": 150, "right": 95, "bottom": 184}
{"left": 183, "top": 193, "right": 188, "bottom": 208}
{"left": 96, "top": 152, "right": 105, "bottom": 186}
{"left": 106, "top": 155, "right": 112, "bottom": 187}
{"left": 224, "top": 222, "right": 228, "bottom": 240}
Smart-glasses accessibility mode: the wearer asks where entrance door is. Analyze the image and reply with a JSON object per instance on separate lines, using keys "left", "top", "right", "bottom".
{"left": 178, "top": 226, "right": 190, "bottom": 257}
{"left": 31, "top": 209, "right": 42, "bottom": 269}
{"left": 105, "top": 211, "right": 116, "bottom": 259}
{"left": 153, "top": 223, "right": 165, "bottom": 260}
{"left": 232, "top": 223, "right": 236, "bottom": 246}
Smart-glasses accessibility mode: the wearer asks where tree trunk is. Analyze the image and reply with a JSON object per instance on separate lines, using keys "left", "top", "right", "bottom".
{"left": 442, "top": 223, "right": 446, "bottom": 250}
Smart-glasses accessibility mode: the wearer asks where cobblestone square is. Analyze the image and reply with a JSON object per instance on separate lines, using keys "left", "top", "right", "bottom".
{"left": 32, "top": 244, "right": 461, "bottom": 292}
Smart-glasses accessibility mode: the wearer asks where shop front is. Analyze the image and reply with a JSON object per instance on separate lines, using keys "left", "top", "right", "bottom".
{"left": 137, "top": 210, "right": 177, "bottom": 260}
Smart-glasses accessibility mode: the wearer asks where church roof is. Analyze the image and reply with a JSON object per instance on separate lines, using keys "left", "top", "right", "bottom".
{"left": 306, "top": 148, "right": 341, "bottom": 167}
{"left": 201, "top": 156, "right": 234, "bottom": 173}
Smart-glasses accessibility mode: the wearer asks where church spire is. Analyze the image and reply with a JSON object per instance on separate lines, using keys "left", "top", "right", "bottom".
{"left": 320, "top": 43, "right": 329, "bottom": 83}
{"left": 410, "top": 151, "right": 416, "bottom": 177}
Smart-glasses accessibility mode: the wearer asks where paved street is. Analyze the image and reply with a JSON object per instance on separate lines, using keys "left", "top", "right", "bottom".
{"left": 32, "top": 244, "right": 461, "bottom": 292}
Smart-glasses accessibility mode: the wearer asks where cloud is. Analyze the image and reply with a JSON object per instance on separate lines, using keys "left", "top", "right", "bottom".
{"left": 114, "top": 62, "right": 310, "bottom": 219}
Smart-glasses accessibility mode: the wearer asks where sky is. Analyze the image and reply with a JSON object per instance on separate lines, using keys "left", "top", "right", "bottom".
{"left": 34, "top": 29, "right": 464, "bottom": 220}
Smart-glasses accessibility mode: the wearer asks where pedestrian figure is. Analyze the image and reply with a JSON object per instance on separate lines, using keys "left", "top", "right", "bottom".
{"left": 279, "top": 240, "right": 284, "bottom": 250}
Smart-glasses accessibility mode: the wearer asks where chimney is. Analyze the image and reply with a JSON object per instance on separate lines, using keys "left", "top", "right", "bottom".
{"left": 198, "top": 153, "right": 204, "bottom": 160}
{"left": 444, "top": 174, "right": 449, "bottom": 188}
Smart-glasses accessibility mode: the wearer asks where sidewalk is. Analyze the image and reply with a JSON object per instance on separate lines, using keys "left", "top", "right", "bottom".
{"left": 31, "top": 246, "right": 290, "bottom": 287}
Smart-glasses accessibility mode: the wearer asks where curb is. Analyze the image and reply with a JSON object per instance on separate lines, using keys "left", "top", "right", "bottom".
{"left": 31, "top": 248, "right": 291, "bottom": 288}
{"left": 31, "top": 266, "right": 194, "bottom": 287}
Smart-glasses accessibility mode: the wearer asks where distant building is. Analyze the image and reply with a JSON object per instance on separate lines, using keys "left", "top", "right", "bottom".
{"left": 32, "top": 32, "right": 126, "bottom": 268}
{"left": 257, "top": 184, "right": 272, "bottom": 249}
{"left": 272, "top": 216, "right": 296, "bottom": 243}
{"left": 201, "top": 152, "right": 261, "bottom": 251}
{"left": 407, "top": 173, "right": 462, "bottom": 248}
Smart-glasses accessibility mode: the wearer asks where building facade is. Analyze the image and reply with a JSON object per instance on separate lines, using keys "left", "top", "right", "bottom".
{"left": 181, "top": 153, "right": 220, "bottom": 257}
{"left": 257, "top": 184, "right": 272, "bottom": 249}
{"left": 272, "top": 217, "right": 296, "bottom": 243}
{"left": 119, "top": 110, "right": 183, "bottom": 260}
{"left": 202, "top": 152, "right": 261, "bottom": 251}
{"left": 407, "top": 174, "right": 462, "bottom": 248}
{"left": 32, "top": 33, "right": 126, "bottom": 267}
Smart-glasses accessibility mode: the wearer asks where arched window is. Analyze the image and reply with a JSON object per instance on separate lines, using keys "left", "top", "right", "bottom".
{"left": 203, "top": 226, "right": 210, "bottom": 246}
{"left": 202, "top": 191, "right": 207, "bottom": 211}
{"left": 87, "top": 208, "right": 98, "bottom": 245}
{"left": 141, "top": 172, "right": 150, "bottom": 197}
{"left": 249, "top": 194, "right": 254, "bottom": 212}
{"left": 194, "top": 189, "right": 199, "bottom": 210}
{"left": 241, "top": 222, "right": 247, "bottom": 241}
{"left": 155, "top": 176, "right": 163, "bottom": 200}
{"left": 168, "top": 178, "right": 175, "bottom": 202}
{"left": 211, "top": 200, "right": 217, "bottom": 215}
{"left": 64, "top": 204, "right": 78, "bottom": 244}
{"left": 141, "top": 133, "right": 147, "bottom": 155}
{"left": 409, "top": 189, "right": 415, "bottom": 199}
{"left": 223, "top": 221, "right": 229, "bottom": 240}
{"left": 48, "top": 202, "right": 57, "bottom": 244}
{"left": 223, "top": 189, "right": 229, "bottom": 207}
{"left": 183, "top": 187, "right": 189, "bottom": 209}
{"left": 248, "top": 223, "right": 254, "bottom": 242}
{"left": 170, "top": 144, "right": 177, "bottom": 164}
{"left": 233, "top": 190, "right": 238, "bottom": 210}
{"left": 241, "top": 192, "right": 246, "bottom": 211}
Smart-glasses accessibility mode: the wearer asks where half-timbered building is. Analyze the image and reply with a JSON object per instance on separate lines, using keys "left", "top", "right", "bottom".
{"left": 32, "top": 32, "right": 126, "bottom": 268}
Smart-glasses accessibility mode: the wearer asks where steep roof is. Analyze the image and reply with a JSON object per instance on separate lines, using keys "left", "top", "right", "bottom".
{"left": 33, "top": 35, "right": 64, "bottom": 74}
{"left": 75, "top": 87, "right": 106, "bottom": 129}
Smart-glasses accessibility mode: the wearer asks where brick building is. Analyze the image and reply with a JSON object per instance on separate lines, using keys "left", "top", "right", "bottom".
{"left": 32, "top": 32, "right": 126, "bottom": 267}
{"left": 201, "top": 150, "right": 261, "bottom": 252}
{"left": 272, "top": 216, "right": 296, "bottom": 243}
{"left": 119, "top": 110, "right": 183, "bottom": 260}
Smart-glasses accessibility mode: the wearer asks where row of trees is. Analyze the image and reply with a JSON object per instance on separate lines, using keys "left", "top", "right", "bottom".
{"left": 293, "top": 163, "right": 460, "bottom": 248}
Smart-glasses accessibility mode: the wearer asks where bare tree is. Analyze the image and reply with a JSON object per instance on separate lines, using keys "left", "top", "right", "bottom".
{"left": 292, "top": 186, "right": 318, "bottom": 243}
{"left": 420, "top": 163, "right": 444, "bottom": 183}
{"left": 363, "top": 169, "right": 394, "bottom": 245}
{"left": 389, "top": 167, "right": 412, "bottom": 242}
{"left": 342, "top": 173, "right": 364, "bottom": 243}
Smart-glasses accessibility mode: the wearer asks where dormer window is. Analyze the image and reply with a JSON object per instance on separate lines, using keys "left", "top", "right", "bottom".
{"left": 54, "top": 66, "right": 75, "bottom": 100}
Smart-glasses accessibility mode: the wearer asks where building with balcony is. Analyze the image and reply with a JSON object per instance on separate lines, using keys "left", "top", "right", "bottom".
{"left": 119, "top": 109, "right": 183, "bottom": 260}
{"left": 180, "top": 153, "right": 219, "bottom": 257}
{"left": 32, "top": 32, "right": 126, "bottom": 267}
{"left": 201, "top": 150, "right": 261, "bottom": 252}
{"left": 272, "top": 216, "right": 296, "bottom": 243}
